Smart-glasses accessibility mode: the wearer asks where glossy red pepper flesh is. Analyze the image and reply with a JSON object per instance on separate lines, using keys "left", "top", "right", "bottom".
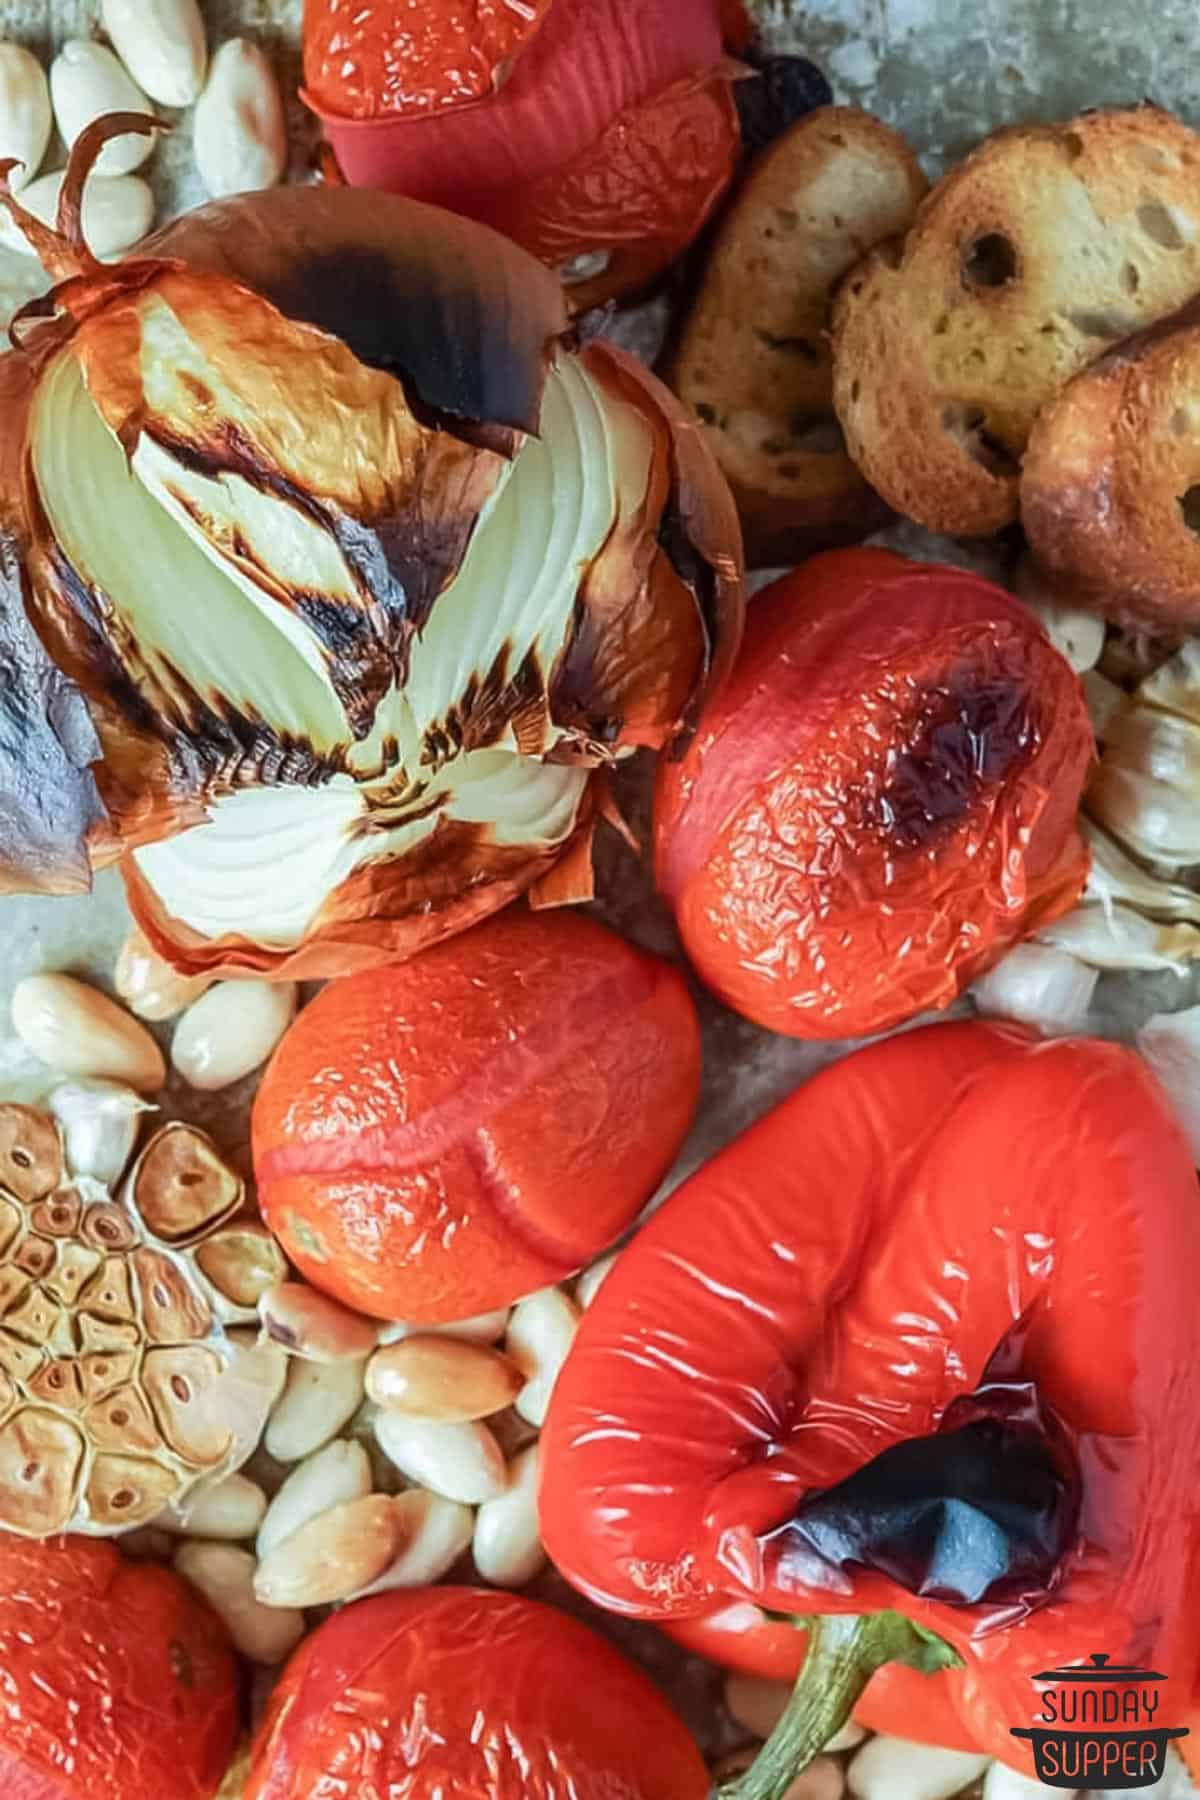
{"left": 540, "top": 1021, "right": 1200, "bottom": 1773}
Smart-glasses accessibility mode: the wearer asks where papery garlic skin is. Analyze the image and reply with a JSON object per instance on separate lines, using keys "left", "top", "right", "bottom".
{"left": 46, "top": 1076, "right": 153, "bottom": 1185}
{"left": 970, "top": 943, "right": 1098, "bottom": 1036}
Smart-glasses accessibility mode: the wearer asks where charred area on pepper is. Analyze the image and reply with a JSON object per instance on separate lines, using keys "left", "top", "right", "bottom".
{"left": 772, "top": 1376, "right": 1081, "bottom": 1611}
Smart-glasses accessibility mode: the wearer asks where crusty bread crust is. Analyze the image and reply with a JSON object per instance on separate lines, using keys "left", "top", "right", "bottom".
{"left": 1022, "top": 296, "right": 1200, "bottom": 629}
{"left": 832, "top": 105, "right": 1200, "bottom": 537}
{"left": 669, "top": 106, "right": 927, "bottom": 566}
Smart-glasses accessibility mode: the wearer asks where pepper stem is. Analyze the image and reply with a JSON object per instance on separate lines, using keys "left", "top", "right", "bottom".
{"left": 717, "top": 1612, "right": 961, "bottom": 1800}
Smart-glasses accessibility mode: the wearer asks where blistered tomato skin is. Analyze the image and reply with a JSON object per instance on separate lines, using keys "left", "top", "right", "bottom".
{"left": 246, "top": 1587, "right": 710, "bottom": 1798}
{"left": 482, "top": 65, "right": 741, "bottom": 311}
{"left": 655, "top": 549, "right": 1094, "bottom": 1040}
{"left": 303, "top": 0, "right": 556, "bottom": 117}
{"left": 0, "top": 1536, "right": 239, "bottom": 1800}
{"left": 253, "top": 910, "right": 701, "bottom": 1323}
{"left": 539, "top": 1022, "right": 1200, "bottom": 1769}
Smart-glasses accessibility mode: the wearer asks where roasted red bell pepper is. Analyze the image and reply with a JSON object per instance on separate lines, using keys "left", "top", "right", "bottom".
{"left": 539, "top": 1021, "right": 1200, "bottom": 1795}
{"left": 663, "top": 1605, "right": 983, "bottom": 1752}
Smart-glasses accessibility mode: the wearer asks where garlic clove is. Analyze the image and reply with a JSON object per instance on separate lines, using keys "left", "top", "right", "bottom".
{"left": 353, "top": 1490, "right": 474, "bottom": 1596}
{"left": 0, "top": 169, "right": 154, "bottom": 261}
{"left": 100, "top": 0, "right": 207, "bottom": 108}
{"left": 847, "top": 1738, "right": 990, "bottom": 1800}
{"left": 49, "top": 40, "right": 156, "bottom": 177}
{"left": 257, "top": 1437, "right": 370, "bottom": 1560}
{"left": 46, "top": 1077, "right": 153, "bottom": 1186}
{"left": 254, "top": 1493, "right": 400, "bottom": 1608}
{"left": 12, "top": 973, "right": 166, "bottom": 1092}
{"left": 970, "top": 942, "right": 1098, "bottom": 1036}
{"left": 171, "top": 980, "right": 297, "bottom": 1092}
{"left": 506, "top": 1287, "right": 580, "bottom": 1427}
{"left": 0, "top": 44, "right": 52, "bottom": 191}
{"left": 174, "top": 1542, "right": 303, "bottom": 1665}
{"left": 193, "top": 39, "right": 286, "bottom": 201}
{"left": 472, "top": 1443, "right": 546, "bottom": 1588}
{"left": 265, "top": 1356, "right": 366, "bottom": 1463}
{"left": 984, "top": 1764, "right": 1074, "bottom": 1799}
{"left": 115, "top": 927, "right": 213, "bottom": 1022}
{"left": 259, "top": 1281, "right": 379, "bottom": 1363}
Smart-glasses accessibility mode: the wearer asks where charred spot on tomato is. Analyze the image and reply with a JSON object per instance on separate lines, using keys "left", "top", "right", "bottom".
{"left": 867, "top": 671, "right": 1037, "bottom": 853}
{"left": 771, "top": 1376, "right": 1080, "bottom": 1607}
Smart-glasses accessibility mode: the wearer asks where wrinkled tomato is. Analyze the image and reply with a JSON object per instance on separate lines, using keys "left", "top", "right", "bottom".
{"left": 246, "top": 1587, "right": 710, "bottom": 1798}
{"left": 253, "top": 910, "right": 700, "bottom": 1323}
{"left": 655, "top": 549, "right": 1094, "bottom": 1039}
{"left": 303, "top": 0, "right": 555, "bottom": 118}
{"left": 304, "top": 0, "right": 735, "bottom": 306}
{"left": 480, "top": 64, "right": 741, "bottom": 309}
{"left": 0, "top": 1536, "right": 239, "bottom": 1800}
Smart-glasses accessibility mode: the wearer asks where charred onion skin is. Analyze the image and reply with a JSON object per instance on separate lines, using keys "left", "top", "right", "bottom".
{"left": 655, "top": 549, "right": 1093, "bottom": 1039}
{"left": 0, "top": 124, "right": 744, "bottom": 979}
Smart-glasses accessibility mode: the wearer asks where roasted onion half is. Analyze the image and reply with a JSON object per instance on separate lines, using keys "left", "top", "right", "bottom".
{"left": 0, "top": 119, "right": 743, "bottom": 978}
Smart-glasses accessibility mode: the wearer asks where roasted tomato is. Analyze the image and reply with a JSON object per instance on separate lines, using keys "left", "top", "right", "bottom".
{"left": 246, "top": 1587, "right": 710, "bottom": 1798}
{"left": 304, "top": 0, "right": 737, "bottom": 307}
{"left": 480, "top": 64, "right": 741, "bottom": 312}
{"left": 655, "top": 549, "right": 1094, "bottom": 1039}
{"left": 0, "top": 1535, "right": 239, "bottom": 1800}
{"left": 302, "top": 0, "right": 556, "bottom": 117}
{"left": 664, "top": 1604, "right": 984, "bottom": 1753}
{"left": 253, "top": 910, "right": 700, "bottom": 1323}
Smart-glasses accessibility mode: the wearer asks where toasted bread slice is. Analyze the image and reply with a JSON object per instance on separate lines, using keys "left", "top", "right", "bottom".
{"left": 669, "top": 106, "right": 927, "bottom": 567}
{"left": 1022, "top": 298, "right": 1200, "bottom": 630}
{"left": 831, "top": 105, "right": 1200, "bottom": 537}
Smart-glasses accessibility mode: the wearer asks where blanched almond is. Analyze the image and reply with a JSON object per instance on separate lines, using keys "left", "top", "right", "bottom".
{"left": 366, "top": 1337, "right": 522, "bottom": 1422}
{"left": 193, "top": 40, "right": 286, "bottom": 200}
{"left": 256, "top": 1438, "right": 370, "bottom": 1559}
{"left": 101, "top": 0, "right": 207, "bottom": 107}
{"left": 115, "top": 927, "right": 212, "bottom": 1022}
{"left": 0, "top": 44, "right": 52, "bottom": 190}
{"left": 49, "top": 41, "right": 155, "bottom": 176}
{"left": 374, "top": 1414, "right": 506, "bottom": 1505}
{"left": 265, "top": 1356, "right": 365, "bottom": 1462}
{"left": 507, "top": 1287, "right": 580, "bottom": 1427}
{"left": 254, "top": 1494, "right": 400, "bottom": 1608}
{"left": 171, "top": 980, "right": 296, "bottom": 1091}
{"left": 175, "top": 1541, "right": 303, "bottom": 1664}
{"left": 259, "top": 1282, "right": 379, "bottom": 1362}
{"left": 12, "top": 974, "right": 165, "bottom": 1092}
{"left": 472, "top": 1443, "right": 545, "bottom": 1588}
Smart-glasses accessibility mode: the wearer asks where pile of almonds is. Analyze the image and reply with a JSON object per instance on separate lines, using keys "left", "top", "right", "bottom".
{"left": 0, "top": 1, "right": 287, "bottom": 272}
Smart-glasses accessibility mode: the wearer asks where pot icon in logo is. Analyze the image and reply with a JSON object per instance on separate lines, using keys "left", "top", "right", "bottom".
{"left": 1010, "top": 1652, "right": 1189, "bottom": 1789}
